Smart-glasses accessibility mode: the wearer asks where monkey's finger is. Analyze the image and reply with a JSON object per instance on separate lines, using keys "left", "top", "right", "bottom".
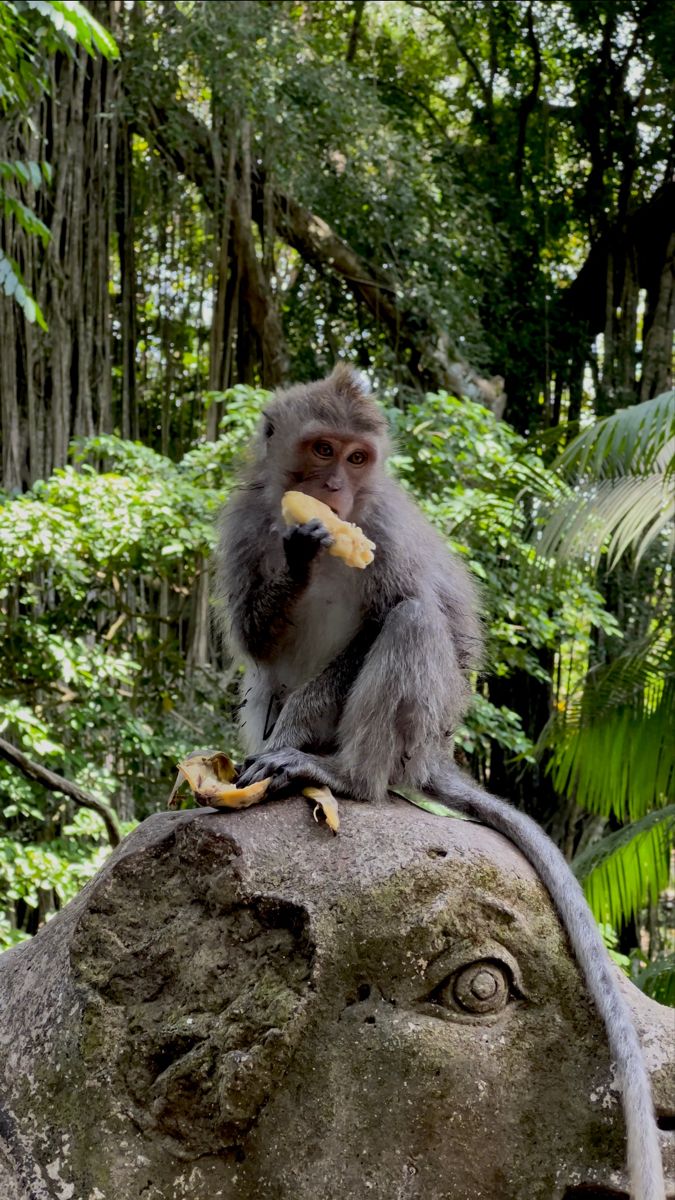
{"left": 237, "top": 758, "right": 275, "bottom": 787}
{"left": 241, "top": 763, "right": 292, "bottom": 794}
{"left": 284, "top": 519, "right": 333, "bottom": 544}
{"left": 301, "top": 521, "right": 335, "bottom": 551}
{"left": 261, "top": 769, "right": 293, "bottom": 796}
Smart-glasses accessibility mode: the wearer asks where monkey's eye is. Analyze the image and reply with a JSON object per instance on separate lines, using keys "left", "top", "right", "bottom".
{"left": 347, "top": 449, "right": 368, "bottom": 466}
{"left": 264, "top": 419, "right": 275, "bottom": 439}
{"left": 313, "top": 441, "right": 334, "bottom": 458}
{"left": 426, "top": 958, "right": 519, "bottom": 1020}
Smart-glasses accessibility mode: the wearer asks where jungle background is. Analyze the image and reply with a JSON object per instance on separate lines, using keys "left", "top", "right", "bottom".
{"left": 0, "top": 0, "right": 673, "bottom": 1000}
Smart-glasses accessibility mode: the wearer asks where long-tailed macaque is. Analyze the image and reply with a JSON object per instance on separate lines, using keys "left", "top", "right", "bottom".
{"left": 217, "top": 364, "right": 665, "bottom": 1200}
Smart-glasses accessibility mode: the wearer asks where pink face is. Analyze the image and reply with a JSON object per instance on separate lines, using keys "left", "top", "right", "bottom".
{"left": 292, "top": 430, "right": 376, "bottom": 521}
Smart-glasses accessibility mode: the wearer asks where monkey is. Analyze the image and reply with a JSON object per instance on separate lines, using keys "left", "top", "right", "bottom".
{"left": 216, "top": 363, "right": 666, "bottom": 1200}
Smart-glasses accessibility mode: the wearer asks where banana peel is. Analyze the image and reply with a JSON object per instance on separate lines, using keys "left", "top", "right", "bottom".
{"left": 168, "top": 750, "right": 270, "bottom": 809}
{"left": 168, "top": 749, "right": 340, "bottom": 831}
{"left": 303, "top": 785, "right": 340, "bottom": 832}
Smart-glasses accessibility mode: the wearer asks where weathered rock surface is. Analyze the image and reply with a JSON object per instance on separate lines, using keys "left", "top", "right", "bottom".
{"left": 0, "top": 796, "right": 673, "bottom": 1200}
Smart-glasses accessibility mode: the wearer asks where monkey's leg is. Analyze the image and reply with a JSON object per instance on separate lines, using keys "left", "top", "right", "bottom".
{"left": 240, "top": 601, "right": 460, "bottom": 803}
{"left": 263, "top": 619, "right": 382, "bottom": 753}
{"left": 427, "top": 762, "right": 665, "bottom": 1200}
{"left": 333, "top": 598, "right": 465, "bottom": 802}
{"left": 238, "top": 670, "right": 283, "bottom": 755}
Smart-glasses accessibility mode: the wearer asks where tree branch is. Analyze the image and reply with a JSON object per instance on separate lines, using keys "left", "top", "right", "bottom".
{"left": 414, "top": 2, "right": 491, "bottom": 109}
{"left": 0, "top": 735, "right": 121, "bottom": 847}
{"left": 138, "top": 94, "right": 481, "bottom": 398}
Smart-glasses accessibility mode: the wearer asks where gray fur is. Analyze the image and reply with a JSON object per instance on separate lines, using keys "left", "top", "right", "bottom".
{"left": 215, "top": 365, "right": 665, "bottom": 1200}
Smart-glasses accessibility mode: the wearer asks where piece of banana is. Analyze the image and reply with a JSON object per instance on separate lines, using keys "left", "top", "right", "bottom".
{"left": 281, "top": 490, "right": 375, "bottom": 569}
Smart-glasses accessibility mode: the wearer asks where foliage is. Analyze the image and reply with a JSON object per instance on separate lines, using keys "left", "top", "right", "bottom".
{"left": 389, "top": 391, "right": 617, "bottom": 766}
{"left": 0, "top": 810, "right": 112, "bottom": 950}
{"left": 0, "top": 405, "right": 254, "bottom": 940}
{"left": 539, "top": 392, "right": 675, "bottom": 568}
{"left": 527, "top": 395, "right": 675, "bottom": 935}
{"left": 635, "top": 953, "right": 675, "bottom": 1008}
{"left": 573, "top": 807, "right": 675, "bottom": 929}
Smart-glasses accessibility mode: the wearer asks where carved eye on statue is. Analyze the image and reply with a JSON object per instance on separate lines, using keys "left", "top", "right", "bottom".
{"left": 423, "top": 953, "right": 523, "bottom": 1022}
{"left": 439, "top": 959, "right": 512, "bottom": 1014}
{"left": 313, "top": 440, "right": 334, "bottom": 458}
{"left": 348, "top": 449, "right": 369, "bottom": 466}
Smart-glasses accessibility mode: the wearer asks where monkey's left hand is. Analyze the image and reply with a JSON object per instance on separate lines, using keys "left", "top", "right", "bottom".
{"left": 237, "top": 747, "right": 333, "bottom": 796}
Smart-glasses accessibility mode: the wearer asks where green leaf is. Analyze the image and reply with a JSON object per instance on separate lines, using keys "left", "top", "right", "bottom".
{"left": 23, "top": 1, "right": 119, "bottom": 58}
{"left": 390, "top": 786, "right": 473, "bottom": 821}
{"left": 636, "top": 954, "right": 675, "bottom": 1007}
{"left": 572, "top": 806, "right": 675, "bottom": 927}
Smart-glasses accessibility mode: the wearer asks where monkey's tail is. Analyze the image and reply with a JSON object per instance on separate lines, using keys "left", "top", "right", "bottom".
{"left": 427, "top": 767, "right": 666, "bottom": 1200}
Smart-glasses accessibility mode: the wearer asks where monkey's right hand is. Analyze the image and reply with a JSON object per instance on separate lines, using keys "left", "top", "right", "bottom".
{"left": 283, "top": 519, "right": 334, "bottom": 579}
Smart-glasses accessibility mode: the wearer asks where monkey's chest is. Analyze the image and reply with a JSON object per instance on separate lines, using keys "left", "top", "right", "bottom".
{"left": 273, "top": 564, "right": 363, "bottom": 692}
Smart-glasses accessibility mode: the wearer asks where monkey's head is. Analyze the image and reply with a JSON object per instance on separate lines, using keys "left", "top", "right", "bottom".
{"left": 256, "top": 363, "right": 390, "bottom": 522}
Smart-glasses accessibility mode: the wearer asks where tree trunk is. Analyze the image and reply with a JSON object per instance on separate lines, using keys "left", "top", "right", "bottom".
{"left": 641, "top": 230, "right": 675, "bottom": 401}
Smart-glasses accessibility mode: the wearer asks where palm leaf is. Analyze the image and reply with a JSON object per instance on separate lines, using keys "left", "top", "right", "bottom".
{"left": 542, "top": 643, "right": 674, "bottom": 820}
{"left": 556, "top": 390, "right": 675, "bottom": 478}
{"left": 535, "top": 391, "right": 675, "bottom": 566}
{"left": 536, "top": 475, "right": 674, "bottom": 567}
{"left": 572, "top": 807, "right": 675, "bottom": 926}
{"left": 636, "top": 953, "right": 675, "bottom": 1007}
{"left": 546, "top": 699, "right": 674, "bottom": 822}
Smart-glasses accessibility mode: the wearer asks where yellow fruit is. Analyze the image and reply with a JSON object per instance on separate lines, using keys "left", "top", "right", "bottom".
{"left": 281, "top": 490, "right": 375, "bottom": 569}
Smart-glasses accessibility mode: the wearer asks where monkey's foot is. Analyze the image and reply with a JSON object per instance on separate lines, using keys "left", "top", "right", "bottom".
{"left": 237, "top": 747, "right": 336, "bottom": 794}
{"left": 238, "top": 748, "right": 340, "bottom": 831}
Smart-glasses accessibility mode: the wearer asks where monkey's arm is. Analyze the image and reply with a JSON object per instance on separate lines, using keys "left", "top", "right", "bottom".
{"left": 223, "top": 519, "right": 333, "bottom": 661}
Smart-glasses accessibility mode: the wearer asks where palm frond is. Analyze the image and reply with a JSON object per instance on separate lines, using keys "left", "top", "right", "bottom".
{"left": 547, "top": 699, "right": 674, "bottom": 821}
{"left": 557, "top": 390, "right": 675, "bottom": 478}
{"left": 536, "top": 474, "right": 674, "bottom": 566}
{"left": 534, "top": 391, "right": 675, "bottom": 567}
{"left": 542, "top": 644, "right": 674, "bottom": 820}
{"left": 572, "top": 807, "right": 675, "bottom": 926}
{"left": 636, "top": 953, "right": 675, "bottom": 1006}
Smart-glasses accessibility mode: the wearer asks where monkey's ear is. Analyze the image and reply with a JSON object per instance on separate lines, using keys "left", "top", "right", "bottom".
{"left": 330, "top": 361, "right": 372, "bottom": 400}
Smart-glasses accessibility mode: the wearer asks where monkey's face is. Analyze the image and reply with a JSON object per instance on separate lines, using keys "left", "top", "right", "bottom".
{"left": 288, "top": 430, "right": 377, "bottom": 521}
{"left": 255, "top": 365, "right": 390, "bottom": 518}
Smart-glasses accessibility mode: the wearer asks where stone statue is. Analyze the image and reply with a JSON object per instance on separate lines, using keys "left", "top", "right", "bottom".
{"left": 0, "top": 798, "right": 673, "bottom": 1199}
